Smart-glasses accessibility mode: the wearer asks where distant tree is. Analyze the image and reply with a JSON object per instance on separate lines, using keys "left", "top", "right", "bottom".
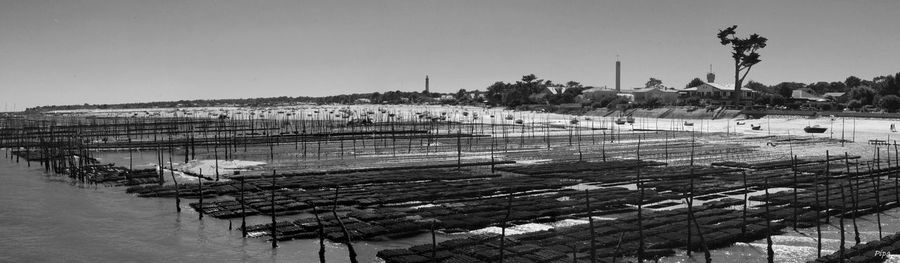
{"left": 771, "top": 82, "right": 805, "bottom": 98}
{"left": 847, "top": 99, "right": 863, "bottom": 110}
{"left": 717, "top": 25, "right": 768, "bottom": 105}
{"left": 645, "top": 78, "right": 663, "bottom": 88}
{"left": 879, "top": 95, "right": 900, "bottom": 112}
{"left": 807, "top": 82, "right": 831, "bottom": 94}
{"left": 828, "top": 82, "right": 847, "bottom": 93}
{"left": 874, "top": 73, "right": 900, "bottom": 96}
{"left": 845, "top": 76, "right": 862, "bottom": 89}
{"left": 685, "top": 78, "right": 705, "bottom": 89}
{"left": 744, "top": 81, "right": 769, "bottom": 93}
{"left": 565, "top": 81, "right": 582, "bottom": 88}
{"left": 456, "top": 89, "right": 469, "bottom": 102}
{"left": 754, "top": 93, "right": 786, "bottom": 106}
{"left": 521, "top": 74, "right": 538, "bottom": 83}
{"left": 849, "top": 86, "right": 877, "bottom": 105}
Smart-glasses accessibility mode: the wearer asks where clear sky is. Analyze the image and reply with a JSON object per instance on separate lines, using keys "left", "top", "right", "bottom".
{"left": 1, "top": 0, "right": 899, "bottom": 110}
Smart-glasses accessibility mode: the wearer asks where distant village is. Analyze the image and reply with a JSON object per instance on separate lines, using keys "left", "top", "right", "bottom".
{"left": 25, "top": 66, "right": 900, "bottom": 115}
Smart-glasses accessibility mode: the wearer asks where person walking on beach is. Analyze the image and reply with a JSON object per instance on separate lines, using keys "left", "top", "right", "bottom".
{"left": 892, "top": 123, "right": 896, "bottom": 132}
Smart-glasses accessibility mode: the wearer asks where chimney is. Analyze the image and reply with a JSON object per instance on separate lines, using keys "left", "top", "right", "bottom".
{"left": 425, "top": 75, "right": 430, "bottom": 93}
{"left": 615, "top": 59, "right": 621, "bottom": 92}
{"left": 706, "top": 64, "right": 715, "bottom": 83}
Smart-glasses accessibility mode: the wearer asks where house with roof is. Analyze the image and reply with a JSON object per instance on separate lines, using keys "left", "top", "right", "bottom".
{"left": 791, "top": 89, "right": 828, "bottom": 102}
{"left": 823, "top": 92, "right": 848, "bottom": 103}
{"left": 630, "top": 86, "right": 680, "bottom": 104}
{"left": 679, "top": 72, "right": 757, "bottom": 106}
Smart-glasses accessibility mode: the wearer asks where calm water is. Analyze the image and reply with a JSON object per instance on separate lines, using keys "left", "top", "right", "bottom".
{"left": 0, "top": 156, "right": 447, "bottom": 263}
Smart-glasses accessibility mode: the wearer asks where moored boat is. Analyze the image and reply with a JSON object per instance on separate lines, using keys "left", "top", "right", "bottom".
{"left": 804, "top": 125, "right": 827, "bottom": 133}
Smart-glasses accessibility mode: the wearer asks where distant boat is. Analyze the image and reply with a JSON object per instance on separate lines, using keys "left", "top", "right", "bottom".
{"left": 569, "top": 118, "right": 580, "bottom": 125}
{"left": 736, "top": 121, "right": 746, "bottom": 125}
{"left": 626, "top": 116, "right": 635, "bottom": 124}
{"left": 515, "top": 119, "right": 524, "bottom": 125}
{"left": 615, "top": 118, "right": 627, "bottom": 125}
{"left": 804, "top": 125, "right": 827, "bottom": 133}
{"left": 751, "top": 124, "right": 762, "bottom": 130}
{"left": 505, "top": 114, "right": 514, "bottom": 120}
{"left": 684, "top": 121, "right": 694, "bottom": 126}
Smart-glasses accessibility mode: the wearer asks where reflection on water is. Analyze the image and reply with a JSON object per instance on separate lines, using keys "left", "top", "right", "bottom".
{"left": 0, "top": 158, "right": 451, "bottom": 263}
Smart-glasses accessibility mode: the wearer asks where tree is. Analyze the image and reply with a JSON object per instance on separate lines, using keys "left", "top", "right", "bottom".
{"left": 717, "top": 25, "right": 768, "bottom": 105}
{"left": 845, "top": 76, "right": 862, "bottom": 89}
{"left": 849, "top": 86, "right": 877, "bottom": 106}
{"left": 807, "top": 82, "right": 831, "bottom": 95}
{"left": 879, "top": 95, "right": 900, "bottom": 112}
{"left": 744, "top": 81, "right": 769, "bottom": 93}
{"left": 771, "top": 82, "right": 805, "bottom": 98}
{"left": 645, "top": 78, "right": 663, "bottom": 88}
{"left": 565, "top": 81, "right": 582, "bottom": 88}
{"left": 685, "top": 78, "right": 705, "bottom": 89}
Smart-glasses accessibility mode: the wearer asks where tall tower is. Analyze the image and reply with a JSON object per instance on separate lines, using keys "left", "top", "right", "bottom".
{"left": 615, "top": 57, "right": 621, "bottom": 92}
{"left": 425, "top": 75, "right": 430, "bottom": 94}
{"left": 706, "top": 64, "right": 715, "bottom": 83}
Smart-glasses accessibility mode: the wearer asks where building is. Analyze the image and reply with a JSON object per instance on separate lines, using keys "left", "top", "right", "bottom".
{"left": 631, "top": 87, "right": 680, "bottom": 104}
{"left": 791, "top": 89, "right": 828, "bottom": 102}
{"left": 680, "top": 72, "right": 756, "bottom": 106}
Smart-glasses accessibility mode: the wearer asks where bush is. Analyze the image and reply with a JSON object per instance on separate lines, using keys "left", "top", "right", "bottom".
{"left": 847, "top": 100, "right": 862, "bottom": 110}
{"left": 880, "top": 95, "right": 900, "bottom": 112}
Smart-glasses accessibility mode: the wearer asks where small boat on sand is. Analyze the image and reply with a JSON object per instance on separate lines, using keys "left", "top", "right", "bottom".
{"left": 683, "top": 121, "right": 694, "bottom": 126}
{"left": 750, "top": 124, "right": 762, "bottom": 130}
{"left": 736, "top": 121, "right": 746, "bottom": 125}
{"left": 804, "top": 125, "right": 827, "bottom": 133}
{"left": 626, "top": 117, "right": 635, "bottom": 124}
{"left": 615, "top": 118, "right": 627, "bottom": 125}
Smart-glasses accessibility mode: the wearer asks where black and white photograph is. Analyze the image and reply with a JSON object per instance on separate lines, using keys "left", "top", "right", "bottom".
{"left": 2, "top": 1, "right": 900, "bottom": 262}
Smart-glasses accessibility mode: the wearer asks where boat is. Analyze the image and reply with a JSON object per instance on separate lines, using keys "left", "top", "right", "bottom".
{"left": 505, "top": 114, "right": 514, "bottom": 120}
{"left": 569, "top": 118, "right": 579, "bottom": 125}
{"left": 515, "top": 119, "right": 524, "bottom": 125}
{"left": 736, "top": 121, "right": 746, "bottom": 125}
{"left": 803, "top": 125, "right": 827, "bottom": 133}
{"left": 751, "top": 124, "right": 761, "bottom": 130}
{"left": 626, "top": 117, "right": 635, "bottom": 124}
{"left": 684, "top": 121, "right": 694, "bottom": 126}
{"left": 615, "top": 118, "right": 627, "bottom": 125}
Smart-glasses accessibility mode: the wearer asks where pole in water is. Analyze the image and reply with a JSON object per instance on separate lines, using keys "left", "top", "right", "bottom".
{"left": 198, "top": 168, "right": 203, "bottom": 220}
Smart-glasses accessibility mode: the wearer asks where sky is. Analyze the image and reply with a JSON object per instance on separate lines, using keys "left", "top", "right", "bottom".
{"left": 1, "top": 0, "right": 899, "bottom": 110}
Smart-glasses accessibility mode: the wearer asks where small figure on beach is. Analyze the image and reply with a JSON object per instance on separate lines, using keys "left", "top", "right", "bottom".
{"left": 892, "top": 123, "right": 896, "bottom": 132}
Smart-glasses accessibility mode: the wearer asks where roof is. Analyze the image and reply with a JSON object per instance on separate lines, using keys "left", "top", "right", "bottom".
{"left": 791, "top": 89, "right": 828, "bottom": 102}
{"left": 687, "top": 81, "right": 751, "bottom": 92}
{"left": 823, "top": 92, "right": 847, "bottom": 98}
{"left": 582, "top": 87, "right": 616, "bottom": 93}
{"left": 630, "top": 87, "right": 679, "bottom": 93}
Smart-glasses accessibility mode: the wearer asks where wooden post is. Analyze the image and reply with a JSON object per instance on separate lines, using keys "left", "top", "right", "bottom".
{"left": 270, "top": 170, "right": 277, "bottom": 248}
{"left": 742, "top": 171, "right": 748, "bottom": 235}
{"left": 814, "top": 162, "right": 821, "bottom": 258}
{"left": 839, "top": 183, "right": 846, "bottom": 262}
{"left": 331, "top": 187, "right": 358, "bottom": 263}
{"left": 169, "top": 144, "right": 180, "bottom": 213}
{"left": 636, "top": 137, "right": 644, "bottom": 263}
{"left": 586, "top": 190, "right": 597, "bottom": 263}
{"left": 198, "top": 168, "right": 203, "bottom": 220}
{"left": 241, "top": 178, "right": 247, "bottom": 238}
{"left": 310, "top": 204, "right": 326, "bottom": 263}
{"left": 499, "top": 193, "right": 512, "bottom": 263}
{"left": 765, "top": 177, "right": 774, "bottom": 263}
{"left": 792, "top": 155, "right": 798, "bottom": 230}
{"left": 431, "top": 219, "right": 437, "bottom": 263}
{"left": 849, "top": 155, "right": 860, "bottom": 246}
{"left": 825, "top": 150, "right": 831, "bottom": 223}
